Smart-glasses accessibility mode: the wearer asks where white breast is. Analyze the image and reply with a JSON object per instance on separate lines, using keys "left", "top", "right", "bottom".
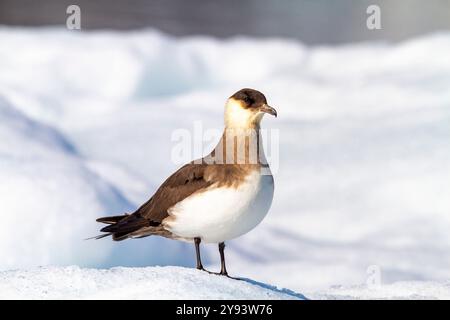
{"left": 164, "top": 170, "right": 274, "bottom": 243}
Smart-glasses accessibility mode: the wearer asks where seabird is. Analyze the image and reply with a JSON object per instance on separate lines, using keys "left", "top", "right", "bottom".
{"left": 96, "top": 88, "right": 277, "bottom": 277}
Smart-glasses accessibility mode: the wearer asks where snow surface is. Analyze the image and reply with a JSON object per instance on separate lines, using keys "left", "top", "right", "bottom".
{"left": 0, "top": 27, "right": 450, "bottom": 296}
{"left": 2, "top": 265, "right": 449, "bottom": 300}
{"left": 0, "top": 266, "right": 303, "bottom": 300}
{"left": 311, "top": 281, "right": 450, "bottom": 300}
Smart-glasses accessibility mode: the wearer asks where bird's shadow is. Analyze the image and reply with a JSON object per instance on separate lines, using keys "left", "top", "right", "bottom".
{"left": 238, "top": 277, "right": 308, "bottom": 300}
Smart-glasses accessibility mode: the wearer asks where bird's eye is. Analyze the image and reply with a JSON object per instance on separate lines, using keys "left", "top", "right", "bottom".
{"left": 244, "top": 96, "right": 254, "bottom": 104}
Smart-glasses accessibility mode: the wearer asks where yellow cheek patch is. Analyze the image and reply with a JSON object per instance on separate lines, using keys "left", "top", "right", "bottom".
{"left": 225, "top": 98, "right": 257, "bottom": 128}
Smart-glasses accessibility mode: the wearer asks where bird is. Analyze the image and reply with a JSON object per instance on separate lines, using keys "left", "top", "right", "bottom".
{"left": 95, "top": 88, "right": 277, "bottom": 277}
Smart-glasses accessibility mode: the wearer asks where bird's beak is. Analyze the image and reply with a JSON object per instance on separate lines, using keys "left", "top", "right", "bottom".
{"left": 260, "top": 104, "right": 277, "bottom": 117}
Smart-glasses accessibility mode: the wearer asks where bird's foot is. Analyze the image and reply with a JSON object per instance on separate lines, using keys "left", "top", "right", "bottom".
{"left": 222, "top": 274, "right": 242, "bottom": 281}
{"left": 196, "top": 265, "right": 213, "bottom": 273}
{"left": 207, "top": 270, "right": 242, "bottom": 280}
{"left": 196, "top": 267, "right": 238, "bottom": 279}
{"left": 196, "top": 265, "right": 240, "bottom": 280}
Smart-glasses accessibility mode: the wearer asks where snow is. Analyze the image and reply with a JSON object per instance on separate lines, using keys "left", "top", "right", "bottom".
{"left": 0, "top": 96, "right": 191, "bottom": 270}
{"left": 0, "top": 26, "right": 450, "bottom": 298}
{"left": 311, "top": 281, "right": 450, "bottom": 300}
{"left": 0, "top": 266, "right": 303, "bottom": 300}
{"left": 2, "top": 265, "right": 449, "bottom": 300}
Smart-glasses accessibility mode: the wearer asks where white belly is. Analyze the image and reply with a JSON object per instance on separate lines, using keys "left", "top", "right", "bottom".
{"left": 164, "top": 171, "right": 274, "bottom": 243}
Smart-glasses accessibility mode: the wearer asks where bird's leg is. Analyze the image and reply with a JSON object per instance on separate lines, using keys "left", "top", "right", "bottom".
{"left": 218, "top": 242, "right": 228, "bottom": 276}
{"left": 194, "top": 237, "right": 205, "bottom": 271}
{"left": 216, "top": 242, "right": 241, "bottom": 280}
{"left": 195, "top": 238, "right": 238, "bottom": 279}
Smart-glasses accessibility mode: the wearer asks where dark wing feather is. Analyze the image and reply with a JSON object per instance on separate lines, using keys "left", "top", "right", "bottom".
{"left": 96, "top": 214, "right": 129, "bottom": 224}
{"left": 95, "top": 162, "right": 212, "bottom": 240}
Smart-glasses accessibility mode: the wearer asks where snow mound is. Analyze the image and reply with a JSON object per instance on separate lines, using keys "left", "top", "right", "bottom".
{"left": 0, "top": 97, "right": 129, "bottom": 269}
{"left": 0, "top": 266, "right": 304, "bottom": 300}
{"left": 0, "top": 96, "right": 191, "bottom": 270}
{"left": 312, "top": 281, "right": 450, "bottom": 300}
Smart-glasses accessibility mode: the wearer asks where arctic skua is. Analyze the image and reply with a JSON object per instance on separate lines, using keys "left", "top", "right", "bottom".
{"left": 96, "top": 88, "right": 277, "bottom": 277}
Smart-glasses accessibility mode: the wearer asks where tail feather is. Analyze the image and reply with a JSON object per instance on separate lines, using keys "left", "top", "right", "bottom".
{"left": 112, "top": 232, "right": 133, "bottom": 241}
{"left": 85, "top": 233, "right": 111, "bottom": 240}
{"left": 100, "top": 214, "right": 149, "bottom": 233}
{"left": 94, "top": 213, "right": 152, "bottom": 241}
{"left": 96, "top": 214, "right": 129, "bottom": 225}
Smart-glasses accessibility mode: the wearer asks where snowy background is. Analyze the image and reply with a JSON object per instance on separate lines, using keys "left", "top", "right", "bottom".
{"left": 0, "top": 27, "right": 450, "bottom": 298}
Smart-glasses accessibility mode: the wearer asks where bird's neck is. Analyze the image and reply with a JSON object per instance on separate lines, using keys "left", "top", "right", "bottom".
{"left": 207, "top": 126, "right": 268, "bottom": 166}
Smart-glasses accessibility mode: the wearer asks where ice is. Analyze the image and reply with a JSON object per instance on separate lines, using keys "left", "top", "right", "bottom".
{"left": 0, "top": 96, "right": 191, "bottom": 270}
{"left": 0, "top": 266, "right": 303, "bottom": 300}
{"left": 2, "top": 264, "right": 449, "bottom": 300}
{"left": 0, "top": 26, "right": 449, "bottom": 296}
{"left": 311, "top": 281, "right": 450, "bottom": 300}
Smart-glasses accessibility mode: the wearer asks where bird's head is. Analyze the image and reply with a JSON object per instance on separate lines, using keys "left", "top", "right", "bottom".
{"left": 225, "top": 88, "right": 277, "bottom": 129}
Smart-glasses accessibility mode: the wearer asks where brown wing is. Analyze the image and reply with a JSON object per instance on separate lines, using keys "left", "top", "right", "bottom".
{"left": 97, "top": 162, "right": 213, "bottom": 240}
{"left": 134, "top": 162, "right": 212, "bottom": 222}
